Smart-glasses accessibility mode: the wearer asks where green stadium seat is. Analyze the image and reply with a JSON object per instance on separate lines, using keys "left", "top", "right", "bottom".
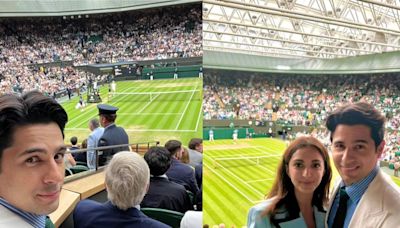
{"left": 75, "top": 161, "right": 88, "bottom": 167}
{"left": 389, "top": 163, "right": 395, "bottom": 170}
{"left": 141, "top": 208, "right": 184, "bottom": 228}
{"left": 186, "top": 190, "right": 195, "bottom": 206}
{"left": 395, "top": 152, "right": 400, "bottom": 157}
{"left": 70, "top": 165, "right": 89, "bottom": 174}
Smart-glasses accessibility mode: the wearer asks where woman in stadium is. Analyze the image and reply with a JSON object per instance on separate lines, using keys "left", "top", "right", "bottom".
{"left": 247, "top": 136, "right": 332, "bottom": 228}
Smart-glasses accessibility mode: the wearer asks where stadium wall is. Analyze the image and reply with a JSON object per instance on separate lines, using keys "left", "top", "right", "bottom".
{"left": 204, "top": 50, "right": 400, "bottom": 74}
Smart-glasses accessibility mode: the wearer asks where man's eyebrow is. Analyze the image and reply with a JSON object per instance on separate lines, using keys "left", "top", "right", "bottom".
{"left": 21, "top": 146, "right": 67, "bottom": 155}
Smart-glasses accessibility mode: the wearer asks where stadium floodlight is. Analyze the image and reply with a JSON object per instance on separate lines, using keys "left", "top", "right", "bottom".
{"left": 276, "top": 65, "right": 291, "bottom": 70}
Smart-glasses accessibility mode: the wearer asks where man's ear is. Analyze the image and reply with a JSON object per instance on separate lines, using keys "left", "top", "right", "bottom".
{"left": 376, "top": 140, "right": 385, "bottom": 157}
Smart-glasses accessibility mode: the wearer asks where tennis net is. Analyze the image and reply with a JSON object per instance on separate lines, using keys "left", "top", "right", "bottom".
{"left": 212, "top": 155, "right": 281, "bottom": 169}
{"left": 108, "top": 89, "right": 202, "bottom": 102}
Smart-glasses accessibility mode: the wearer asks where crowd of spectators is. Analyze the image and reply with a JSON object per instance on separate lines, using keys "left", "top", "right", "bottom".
{"left": 204, "top": 72, "right": 400, "bottom": 130}
{"left": 205, "top": 71, "right": 400, "bottom": 167}
{"left": 0, "top": 4, "right": 201, "bottom": 95}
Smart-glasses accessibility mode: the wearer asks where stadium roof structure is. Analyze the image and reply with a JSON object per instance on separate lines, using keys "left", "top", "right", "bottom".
{"left": 203, "top": 0, "right": 400, "bottom": 59}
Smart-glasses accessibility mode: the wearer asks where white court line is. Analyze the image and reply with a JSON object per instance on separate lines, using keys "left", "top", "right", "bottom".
{"left": 175, "top": 85, "right": 197, "bottom": 130}
{"left": 235, "top": 153, "right": 277, "bottom": 175}
{"left": 215, "top": 159, "right": 266, "bottom": 197}
{"left": 245, "top": 178, "right": 275, "bottom": 183}
{"left": 194, "top": 100, "right": 202, "bottom": 132}
{"left": 68, "top": 85, "right": 140, "bottom": 126}
{"left": 209, "top": 154, "right": 277, "bottom": 159}
{"left": 204, "top": 162, "right": 255, "bottom": 203}
{"left": 65, "top": 128, "right": 196, "bottom": 132}
{"left": 135, "top": 93, "right": 160, "bottom": 113}
{"left": 253, "top": 147, "right": 280, "bottom": 155}
{"left": 208, "top": 146, "right": 266, "bottom": 151}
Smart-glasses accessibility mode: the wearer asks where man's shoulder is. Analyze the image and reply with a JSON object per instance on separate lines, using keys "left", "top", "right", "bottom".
{"left": 0, "top": 205, "right": 33, "bottom": 228}
{"left": 173, "top": 160, "right": 194, "bottom": 173}
{"left": 140, "top": 217, "right": 171, "bottom": 228}
{"left": 377, "top": 172, "right": 400, "bottom": 202}
{"left": 75, "top": 199, "right": 105, "bottom": 214}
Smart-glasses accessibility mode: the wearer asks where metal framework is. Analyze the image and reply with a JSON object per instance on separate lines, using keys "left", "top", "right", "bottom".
{"left": 203, "top": 0, "right": 400, "bottom": 59}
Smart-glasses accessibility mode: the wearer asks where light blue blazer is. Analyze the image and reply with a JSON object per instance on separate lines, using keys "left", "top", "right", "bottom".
{"left": 247, "top": 199, "right": 326, "bottom": 228}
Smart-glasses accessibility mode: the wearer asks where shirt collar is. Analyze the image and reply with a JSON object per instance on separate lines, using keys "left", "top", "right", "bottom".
{"left": 104, "top": 123, "right": 115, "bottom": 129}
{"left": 341, "top": 166, "right": 379, "bottom": 203}
{"left": 0, "top": 198, "right": 46, "bottom": 228}
{"left": 150, "top": 174, "right": 168, "bottom": 179}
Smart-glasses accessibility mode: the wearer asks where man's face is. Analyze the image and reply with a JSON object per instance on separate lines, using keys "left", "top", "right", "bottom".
{"left": 88, "top": 122, "right": 93, "bottom": 131}
{"left": 331, "top": 124, "right": 383, "bottom": 186}
{"left": 195, "top": 143, "right": 203, "bottom": 153}
{"left": 0, "top": 123, "right": 66, "bottom": 215}
{"left": 99, "top": 115, "right": 105, "bottom": 127}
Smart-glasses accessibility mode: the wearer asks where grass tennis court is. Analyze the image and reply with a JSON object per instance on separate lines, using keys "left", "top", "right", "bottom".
{"left": 61, "top": 78, "right": 202, "bottom": 146}
{"left": 203, "top": 138, "right": 400, "bottom": 227}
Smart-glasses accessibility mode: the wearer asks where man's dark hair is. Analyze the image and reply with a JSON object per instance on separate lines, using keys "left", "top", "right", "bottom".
{"left": 165, "top": 140, "right": 182, "bottom": 156}
{"left": 188, "top": 138, "right": 202, "bottom": 150}
{"left": 70, "top": 136, "right": 78, "bottom": 145}
{"left": 326, "top": 102, "right": 385, "bottom": 147}
{"left": 144, "top": 146, "right": 171, "bottom": 176}
{"left": 0, "top": 91, "right": 68, "bottom": 170}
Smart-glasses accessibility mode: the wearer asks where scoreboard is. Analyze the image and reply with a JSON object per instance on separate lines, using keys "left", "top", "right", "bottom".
{"left": 113, "top": 64, "right": 138, "bottom": 77}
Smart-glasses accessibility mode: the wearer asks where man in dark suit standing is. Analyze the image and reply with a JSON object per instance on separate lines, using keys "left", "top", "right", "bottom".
{"left": 97, "top": 104, "right": 129, "bottom": 166}
{"left": 73, "top": 152, "right": 169, "bottom": 228}
{"left": 165, "top": 140, "right": 199, "bottom": 195}
{"left": 141, "top": 147, "right": 192, "bottom": 213}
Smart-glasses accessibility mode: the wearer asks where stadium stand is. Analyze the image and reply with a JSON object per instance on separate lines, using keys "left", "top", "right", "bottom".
{"left": 0, "top": 4, "right": 201, "bottom": 96}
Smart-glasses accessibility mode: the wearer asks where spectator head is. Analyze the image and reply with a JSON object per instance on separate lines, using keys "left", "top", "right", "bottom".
{"left": 97, "top": 104, "right": 118, "bottom": 127}
{"left": 0, "top": 91, "right": 68, "bottom": 215}
{"left": 70, "top": 136, "right": 78, "bottom": 146}
{"left": 263, "top": 136, "right": 331, "bottom": 220}
{"left": 105, "top": 151, "right": 150, "bottom": 210}
{"left": 326, "top": 102, "right": 385, "bottom": 148}
{"left": 81, "top": 139, "right": 88, "bottom": 149}
{"left": 165, "top": 140, "right": 183, "bottom": 159}
{"left": 180, "top": 147, "right": 190, "bottom": 164}
{"left": 88, "top": 118, "right": 100, "bottom": 131}
{"left": 189, "top": 138, "right": 203, "bottom": 153}
{"left": 144, "top": 146, "right": 171, "bottom": 176}
{"left": 326, "top": 102, "right": 385, "bottom": 186}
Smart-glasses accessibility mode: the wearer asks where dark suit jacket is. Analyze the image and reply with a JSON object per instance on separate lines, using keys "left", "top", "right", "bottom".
{"left": 166, "top": 159, "right": 199, "bottom": 195}
{"left": 141, "top": 176, "right": 193, "bottom": 213}
{"left": 73, "top": 200, "right": 170, "bottom": 228}
{"left": 71, "top": 146, "right": 86, "bottom": 164}
{"left": 195, "top": 162, "right": 202, "bottom": 188}
{"left": 98, "top": 123, "right": 129, "bottom": 165}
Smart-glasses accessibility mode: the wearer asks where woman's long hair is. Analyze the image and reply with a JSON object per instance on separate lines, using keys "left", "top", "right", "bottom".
{"left": 261, "top": 136, "right": 332, "bottom": 226}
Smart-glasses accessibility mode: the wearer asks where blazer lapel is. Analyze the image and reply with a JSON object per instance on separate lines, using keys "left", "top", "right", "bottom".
{"left": 325, "top": 181, "right": 340, "bottom": 226}
{"left": 349, "top": 171, "right": 387, "bottom": 228}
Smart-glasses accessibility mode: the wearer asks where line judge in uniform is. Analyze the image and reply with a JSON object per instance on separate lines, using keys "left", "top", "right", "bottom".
{"left": 97, "top": 104, "right": 129, "bottom": 166}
